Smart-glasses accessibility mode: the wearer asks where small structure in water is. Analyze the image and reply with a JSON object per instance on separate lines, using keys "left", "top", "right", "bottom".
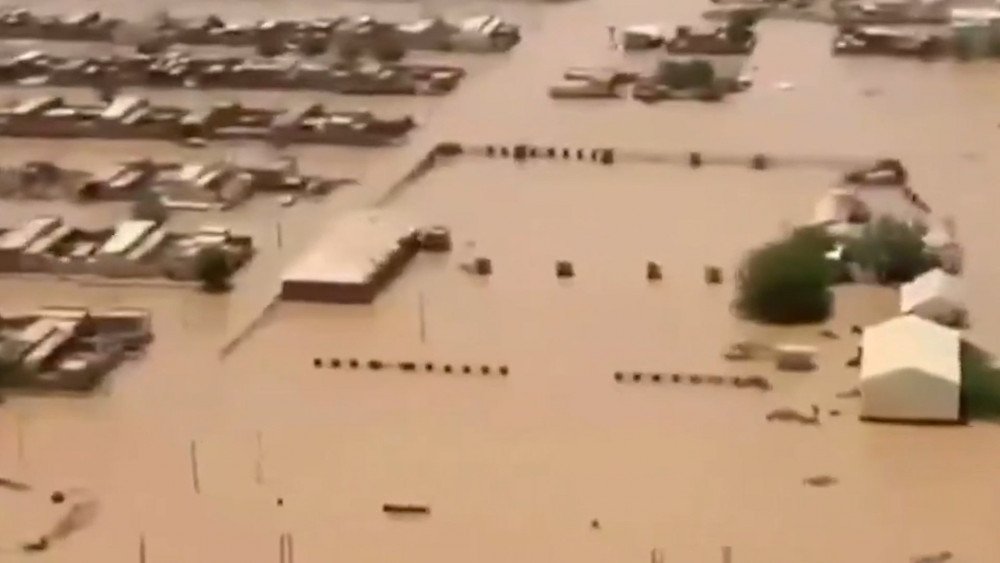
{"left": 383, "top": 503, "right": 430, "bottom": 515}
{"left": 775, "top": 344, "right": 817, "bottom": 371}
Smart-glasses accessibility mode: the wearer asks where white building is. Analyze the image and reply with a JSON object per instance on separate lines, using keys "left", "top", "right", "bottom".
{"left": 900, "top": 268, "right": 965, "bottom": 326}
{"left": 860, "top": 315, "right": 962, "bottom": 423}
{"left": 812, "top": 188, "right": 870, "bottom": 227}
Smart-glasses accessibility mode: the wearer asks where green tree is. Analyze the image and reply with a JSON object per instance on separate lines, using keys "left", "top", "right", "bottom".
{"left": 734, "top": 227, "right": 836, "bottom": 324}
{"left": 372, "top": 40, "right": 406, "bottom": 63}
{"left": 195, "top": 246, "right": 234, "bottom": 293}
{"left": 337, "top": 41, "right": 363, "bottom": 64}
{"left": 686, "top": 60, "right": 716, "bottom": 89}
{"left": 725, "top": 10, "right": 758, "bottom": 46}
{"left": 845, "top": 216, "right": 935, "bottom": 284}
{"left": 960, "top": 343, "right": 1000, "bottom": 421}
{"left": 132, "top": 189, "right": 168, "bottom": 224}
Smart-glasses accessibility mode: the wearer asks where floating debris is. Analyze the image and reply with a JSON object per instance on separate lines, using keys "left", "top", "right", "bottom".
{"left": 836, "top": 387, "right": 861, "bottom": 399}
{"left": 910, "top": 551, "right": 953, "bottom": 563}
{"left": 765, "top": 404, "right": 820, "bottom": 425}
{"left": 0, "top": 477, "right": 31, "bottom": 491}
{"left": 803, "top": 475, "right": 838, "bottom": 487}
{"left": 383, "top": 503, "right": 430, "bottom": 515}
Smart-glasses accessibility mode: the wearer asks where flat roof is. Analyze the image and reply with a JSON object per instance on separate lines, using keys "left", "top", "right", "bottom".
{"left": 98, "top": 220, "right": 158, "bottom": 256}
{"left": 282, "top": 209, "right": 416, "bottom": 286}
{"left": 100, "top": 96, "right": 146, "bottom": 121}
{"left": 24, "top": 224, "right": 72, "bottom": 256}
{"left": 0, "top": 216, "right": 61, "bottom": 251}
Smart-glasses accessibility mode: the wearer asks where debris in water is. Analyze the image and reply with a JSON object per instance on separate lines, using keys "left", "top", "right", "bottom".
{"left": 22, "top": 537, "right": 49, "bottom": 552}
{"left": 819, "top": 329, "right": 838, "bottom": 339}
{"left": 766, "top": 404, "right": 820, "bottom": 424}
{"left": 591, "top": 518, "right": 601, "bottom": 529}
{"left": 0, "top": 477, "right": 31, "bottom": 491}
{"left": 836, "top": 387, "right": 861, "bottom": 399}
{"left": 803, "top": 475, "right": 838, "bottom": 487}
{"left": 51, "top": 491, "right": 65, "bottom": 504}
{"left": 911, "top": 551, "right": 953, "bottom": 563}
{"left": 383, "top": 503, "right": 430, "bottom": 515}
{"left": 829, "top": 409, "right": 841, "bottom": 417}
{"left": 775, "top": 81, "right": 795, "bottom": 91}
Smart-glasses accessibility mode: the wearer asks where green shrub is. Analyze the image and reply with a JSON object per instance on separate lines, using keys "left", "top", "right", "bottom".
{"left": 845, "top": 216, "right": 935, "bottom": 284}
{"left": 735, "top": 228, "right": 835, "bottom": 324}
{"left": 195, "top": 246, "right": 234, "bottom": 293}
{"left": 961, "top": 344, "right": 1000, "bottom": 421}
{"left": 661, "top": 60, "right": 716, "bottom": 90}
{"left": 132, "top": 189, "right": 168, "bottom": 223}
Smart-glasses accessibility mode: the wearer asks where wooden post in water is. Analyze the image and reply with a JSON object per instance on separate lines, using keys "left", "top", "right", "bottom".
{"left": 255, "top": 430, "right": 264, "bottom": 485}
{"left": 418, "top": 291, "right": 427, "bottom": 344}
{"left": 276, "top": 222, "right": 283, "bottom": 249}
{"left": 279, "top": 533, "right": 286, "bottom": 563}
{"left": 139, "top": 533, "right": 146, "bottom": 563}
{"left": 16, "top": 413, "right": 24, "bottom": 463}
{"left": 722, "top": 545, "right": 732, "bottom": 563}
{"left": 189, "top": 440, "right": 200, "bottom": 494}
{"left": 288, "top": 533, "right": 294, "bottom": 563}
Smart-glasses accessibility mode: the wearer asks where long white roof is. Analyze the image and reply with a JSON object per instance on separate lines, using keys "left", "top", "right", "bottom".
{"left": 281, "top": 209, "right": 415, "bottom": 285}
{"left": 900, "top": 268, "right": 963, "bottom": 313}
{"left": 861, "top": 315, "right": 960, "bottom": 384}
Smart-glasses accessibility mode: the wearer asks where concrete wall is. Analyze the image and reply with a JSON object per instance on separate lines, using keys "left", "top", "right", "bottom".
{"left": 861, "top": 369, "right": 961, "bottom": 423}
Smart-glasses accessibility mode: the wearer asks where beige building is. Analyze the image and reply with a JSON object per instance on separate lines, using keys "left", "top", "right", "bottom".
{"left": 900, "top": 268, "right": 966, "bottom": 326}
{"left": 860, "top": 315, "right": 962, "bottom": 423}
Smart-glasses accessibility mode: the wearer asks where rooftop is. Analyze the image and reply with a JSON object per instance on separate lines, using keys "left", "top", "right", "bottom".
{"left": 861, "top": 314, "right": 960, "bottom": 383}
{"left": 281, "top": 209, "right": 415, "bottom": 285}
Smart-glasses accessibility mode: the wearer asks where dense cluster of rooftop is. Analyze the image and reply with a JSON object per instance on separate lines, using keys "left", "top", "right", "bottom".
{"left": 0, "top": 306, "right": 152, "bottom": 392}
{"left": 0, "top": 95, "right": 416, "bottom": 147}
{"left": 0, "top": 216, "right": 253, "bottom": 280}
{"left": 0, "top": 50, "right": 465, "bottom": 95}
{"left": 0, "top": 9, "right": 521, "bottom": 55}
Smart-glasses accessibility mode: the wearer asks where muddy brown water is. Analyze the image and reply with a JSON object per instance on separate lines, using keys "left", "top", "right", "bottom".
{"left": 2, "top": 1, "right": 1000, "bottom": 562}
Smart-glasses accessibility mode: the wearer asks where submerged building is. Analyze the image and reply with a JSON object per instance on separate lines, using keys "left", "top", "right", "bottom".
{"left": 0, "top": 306, "right": 152, "bottom": 392}
{"left": 0, "top": 216, "right": 254, "bottom": 280}
{"left": 281, "top": 210, "right": 419, "bottom": 304}
{"left": 860, "top": 315, "right": 962, "bottom": 423}
{"left": 900, "top": 268, "right": 966, "bottom": 327}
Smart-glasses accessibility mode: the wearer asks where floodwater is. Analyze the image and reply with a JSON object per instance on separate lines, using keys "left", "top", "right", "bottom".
{"left": 2, "top": 0, "right": 1000, "bottom": 562}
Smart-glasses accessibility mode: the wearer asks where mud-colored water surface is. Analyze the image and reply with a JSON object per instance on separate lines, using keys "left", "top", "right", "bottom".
{"left": 2, "top": 1, "right": 1000, "bottom": 562}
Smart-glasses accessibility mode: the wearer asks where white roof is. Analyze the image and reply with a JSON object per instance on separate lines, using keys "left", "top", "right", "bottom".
{"left": 282, "top": 209, "right": 415, "bottom": 285}
{"left": 861, "top": 315, "right": 960, "bottom": 385}
{"left": 624, "top": 24, "right": 663, "bottom": 36}
{"left": 812, "top": 188, "right": 861, "bottom": 225}
{"left": 0, "top": 216, "right": 61, "bottom": 250}
{"left": 98, "top": 220, "right": 158, "bottom": 256}
{"left": 900, "top": 268, "right": 963, "bottom": 313}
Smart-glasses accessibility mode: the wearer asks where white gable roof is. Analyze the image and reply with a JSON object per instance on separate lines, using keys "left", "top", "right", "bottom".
{"left": 900, "top": 268, "right": 963, "bottom": 313}
{"left": 861, "top": 315, "right": 960, "bottom": 385}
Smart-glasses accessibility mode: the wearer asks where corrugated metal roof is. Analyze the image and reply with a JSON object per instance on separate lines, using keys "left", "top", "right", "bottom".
{"left": 861, "top": 315, "right": 960, "bottom": 384}
{"left": 98, "top": 220, "right": 158, "bottom": 256}
{"left": 0, "top": 216, "right": 61, "bottom": 251}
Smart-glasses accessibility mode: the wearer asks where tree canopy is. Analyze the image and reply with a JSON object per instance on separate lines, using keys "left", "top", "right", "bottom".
{"left": 195, "top": 246, "right": 234, "bottom": 293}
{"left": 734, "top": 227, "right": 836, "bottom": 324}
{"left": 845, "top": 216, "right": 935, "bottom": 284}
{"left": 132, "top": 189, "right": 168, "bottom": 224}
{"left": 960, "top": 343, "right": 1000, "bottom": 421}
{"left": 661, "top": 60, "right": 716, "bottom": 90}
